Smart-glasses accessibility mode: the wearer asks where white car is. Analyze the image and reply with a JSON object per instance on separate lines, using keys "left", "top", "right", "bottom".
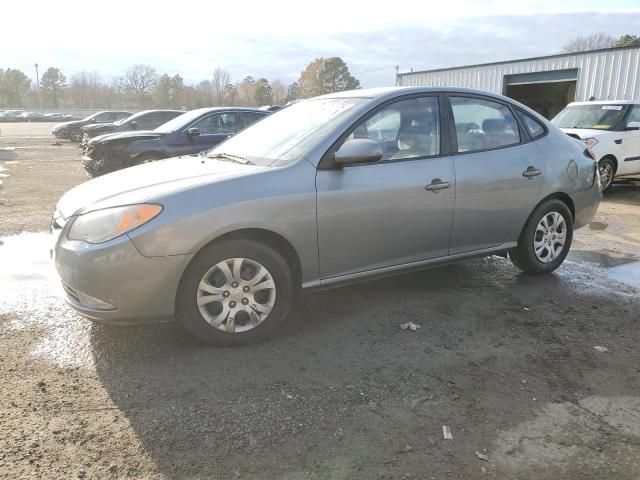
{"left": 552, "top": 101, "right": 640, "bottom": 191}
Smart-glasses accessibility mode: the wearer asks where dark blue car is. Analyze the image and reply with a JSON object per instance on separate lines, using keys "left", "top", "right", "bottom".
{"left": 81, "top": 107, "right": 269, "bottom": 176}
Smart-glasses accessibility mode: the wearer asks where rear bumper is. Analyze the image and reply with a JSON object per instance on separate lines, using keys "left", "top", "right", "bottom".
{"left": 570, "top": 183, "right": 601, "bottom": 230}
{"left": 54, "top": 231, "right": 193, "bottom": 324}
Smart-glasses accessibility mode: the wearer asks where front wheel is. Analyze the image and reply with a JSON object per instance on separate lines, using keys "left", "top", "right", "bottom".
{"left": 598, "top": 158, "right": 615, "bottom": 192}
{"left": 509, "top": 199, "right": 573, "bottom": 274}
{"left": 176, "top": 239, "right": 294, "bottom": 346}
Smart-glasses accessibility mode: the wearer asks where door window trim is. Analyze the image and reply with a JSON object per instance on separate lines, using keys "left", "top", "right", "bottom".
{"left": 444, "top": 93, "right": 532, "bottom": 155}
{"left": 318, "top": 93, "right": 451, "bottom": 170}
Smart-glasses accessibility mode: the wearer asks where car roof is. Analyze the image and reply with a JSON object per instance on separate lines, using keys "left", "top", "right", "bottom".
{"left": 318, "top": 86, "right": 523, "bottom": 104}
{"left": 568, "top": 100, "right": 639, "bottom": 106}
{"left": 186, "top": 107, "right": 268, "bottom": 115}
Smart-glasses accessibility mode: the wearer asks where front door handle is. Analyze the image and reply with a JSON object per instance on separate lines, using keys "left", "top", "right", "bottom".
{"left": 614, "top": 139, "right": 622, "bottom": 144}
{"left": 425, "top": 179, "right": 451, "bottom": 192}
{"left": 522, "top": 166, "right": 543, "bottom": 178}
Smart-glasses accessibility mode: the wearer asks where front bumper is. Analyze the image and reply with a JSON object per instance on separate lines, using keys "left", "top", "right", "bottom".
{"left": 54, "top": 228, "right": 193, "bottom": 324}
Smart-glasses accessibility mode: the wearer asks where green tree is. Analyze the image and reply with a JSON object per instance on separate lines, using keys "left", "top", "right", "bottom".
{"left": 0, "top": 68, "right": 31, "bottom": 107}
{"left": 298, "top": 57, "right": 360, "bottom": 98}
{"left": 254, "top": 78, "right": 272, "bottom": 106}
{"left": 154, "top": 74, "right": 184, "bottom": 108}
{"left": 285, "top": 81, "right": 300, "bottom": 103}
{"left": 617, "top": 34, "right": 640, "bottom": 47}
{"left": 40, "top": 67, "right": 67, "bottom": 107}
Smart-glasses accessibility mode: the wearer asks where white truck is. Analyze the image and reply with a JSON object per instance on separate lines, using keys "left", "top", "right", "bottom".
{"left": 552, "top": 100, "right": 640, "bottom": 191}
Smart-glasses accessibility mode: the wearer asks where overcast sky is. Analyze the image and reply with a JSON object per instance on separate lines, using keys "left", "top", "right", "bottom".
{"left": 2, "top": 0, "right": 639, "bottom": 87}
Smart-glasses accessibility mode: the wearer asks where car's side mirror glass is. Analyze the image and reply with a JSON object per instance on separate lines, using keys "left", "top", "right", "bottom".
{"left": 625, "top": 121, "right": 640, "bottom": 131}
{"left": 186, "top": 127, "right": 200, "bottom": 137}
{"left": 334, "top": 139, "right": 383, "bottom": 166}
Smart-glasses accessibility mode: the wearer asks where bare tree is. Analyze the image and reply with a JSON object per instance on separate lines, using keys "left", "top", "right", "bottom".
{"left": 121, "top": 64, "right": 158, "bottom": 95}
{"left": 561, "top": 33, "right": 617, "bottom": 53}
{"left": 271, "top": 79, "right": 287, "bottom": 105}
{"left": 212, "top": 67, "right": 231, "bottom": 106}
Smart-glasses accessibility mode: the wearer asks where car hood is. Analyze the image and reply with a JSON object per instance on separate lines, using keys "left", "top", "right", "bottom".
{"left": 90, "top": 129, "right": 162, "bottom": 144}
{"left": 559, "top": 128, "right": 611, "bottom": 140}
{"left": 54, "top": 120, "right": 84, "bottom": 130}
{"left": 57, "top": 155, "right": 267, "bottom": 218}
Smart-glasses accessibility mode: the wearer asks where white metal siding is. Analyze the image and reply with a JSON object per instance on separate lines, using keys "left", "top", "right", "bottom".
{"left": 398, "top": 48, "right": 640, "bottom": 101}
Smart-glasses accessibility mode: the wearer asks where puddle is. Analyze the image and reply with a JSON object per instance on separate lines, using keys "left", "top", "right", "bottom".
{"left": 568, "top": 250, "right": 640, "bottom": 290}
{"left": 0, "top": 232, "right": 95, "bottom": 368}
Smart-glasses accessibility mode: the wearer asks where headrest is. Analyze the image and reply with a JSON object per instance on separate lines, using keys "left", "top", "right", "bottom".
{"left": 483, "top": 118, "right": 506, "bottom": 135}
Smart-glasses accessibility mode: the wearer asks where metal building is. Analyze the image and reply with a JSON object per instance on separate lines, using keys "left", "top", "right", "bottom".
{"left": 397, "top": 45, "right": 640, "bottom": 118}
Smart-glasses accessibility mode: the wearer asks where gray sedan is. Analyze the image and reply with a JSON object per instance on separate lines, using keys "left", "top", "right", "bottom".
{"left": 53, "top": 87, "right": 601, "bottom": 345}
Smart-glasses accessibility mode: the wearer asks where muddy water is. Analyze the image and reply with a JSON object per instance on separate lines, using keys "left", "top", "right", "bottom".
{"left": 0, "top": 232, "right": 95, "bottom": 368}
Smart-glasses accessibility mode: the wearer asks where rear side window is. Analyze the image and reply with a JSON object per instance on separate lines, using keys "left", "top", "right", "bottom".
{"left": 517, "top": 110, "right": 545, "bottom": 139}
{"left": 450, "top": 97, "right": 520, "bottom": 153}
{"left": 240, "top": 112, "right": 267, "bottom": 129}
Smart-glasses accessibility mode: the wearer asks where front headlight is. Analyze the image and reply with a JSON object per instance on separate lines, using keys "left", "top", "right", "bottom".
{"left": 584, "top": 137, "right": 599, "bottom": 160}
{"left": 68, "top": 204, "right": 163, "bottom": 244}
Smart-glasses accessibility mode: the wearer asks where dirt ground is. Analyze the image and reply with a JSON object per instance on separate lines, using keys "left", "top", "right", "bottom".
{"left": 1, "top": 123, "right": 640, "bottom": 479}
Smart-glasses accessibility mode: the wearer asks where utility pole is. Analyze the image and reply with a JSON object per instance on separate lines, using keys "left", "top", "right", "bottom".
{"left": 34, "top": 63, "right": 41, "bottom": 109}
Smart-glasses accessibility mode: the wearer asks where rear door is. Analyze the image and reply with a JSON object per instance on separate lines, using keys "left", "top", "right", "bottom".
{"left": 447, "top": 95, "right": 545, "bottom": 254}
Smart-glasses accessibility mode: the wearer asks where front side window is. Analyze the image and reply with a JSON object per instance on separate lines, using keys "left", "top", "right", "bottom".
{"left": 623, "top": 105, "right": 640, "bottom": 129}
{"left": 551, "top": 104, "right": 627, "bottom": 131}
{"left": 345, "top": 96, "right": 440, "bottom": 161}
{"left": 517, "top": 110, "right": 545, "bottom": 138}
{"left": 191, "top": 113, "right": 237, "bottom": 135}
{"left": 451, "top": 97, "right": 520, "bottom": 153}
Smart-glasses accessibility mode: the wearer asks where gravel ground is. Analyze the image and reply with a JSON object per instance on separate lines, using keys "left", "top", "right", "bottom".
{"left": 1, "top": 123, "right": 639, "bottom": 479}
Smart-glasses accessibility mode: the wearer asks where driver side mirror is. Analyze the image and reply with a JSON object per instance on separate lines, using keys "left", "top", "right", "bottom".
{"left": 186, "top": 127, "right": 200, "bottom": 137}
{"left": 625, "top": 121, "right": 640, "bottom": 131}
{"left": 129, "top": 120, "right": 138, "bottom": 130}
{"left": 334, "top": 139, "right": 383, "bottom": 167}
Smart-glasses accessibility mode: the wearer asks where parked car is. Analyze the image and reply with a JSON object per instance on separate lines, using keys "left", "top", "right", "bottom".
{"left": 552, "top": 101, "right": 640, "bottom": 191}
{"left": 53, "top": 87, "right": 601, "bottom": 345}
{"left": 52, "top": 111, "right": 132, "bottom": 141}
{"left": 80, "top": 110, "right": 185, "bottom": 148}
{"left": 81, "top": 107, "right": 268, "bottom": 176}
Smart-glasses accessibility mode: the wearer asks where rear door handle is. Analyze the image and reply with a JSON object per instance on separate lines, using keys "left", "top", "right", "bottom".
{"left": 522, "top": 166, "right": 543, "bottom": 178}
{"left": 614, "top": 139, "right": 622, "bottom": 144}
{"left": 425, "top": 179, "right": 451, "bottom": 192}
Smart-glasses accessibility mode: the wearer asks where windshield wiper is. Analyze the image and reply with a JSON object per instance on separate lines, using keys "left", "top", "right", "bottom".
{"left": 207, "top": 152, "right": 253, "bottom": 165}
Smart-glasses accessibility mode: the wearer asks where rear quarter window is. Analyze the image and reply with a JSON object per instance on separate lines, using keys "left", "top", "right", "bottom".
{"left": 517, "top": 110, "right": 545, "bottom": 139}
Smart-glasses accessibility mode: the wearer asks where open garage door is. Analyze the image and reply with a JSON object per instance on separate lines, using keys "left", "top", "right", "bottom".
{"left": 504, "top": 69, "right": 577, "bottom": 119}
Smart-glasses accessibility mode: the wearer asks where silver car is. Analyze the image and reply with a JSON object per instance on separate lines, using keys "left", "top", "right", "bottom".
{"left": 53, "top": 87, "right": 601, "bottom": 345}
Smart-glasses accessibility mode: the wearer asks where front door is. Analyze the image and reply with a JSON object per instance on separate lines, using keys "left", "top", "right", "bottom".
{"left": 618, "top": 105, "right": 640, "bottom": 174}
{"left": 170, "top": 112, "right": 238, "bottom": 156}
{"left": 447, "top": 95, "right": 544, "bottom": 254}
{"left": 316, "top": 95, "right": 456, "bottom": 280}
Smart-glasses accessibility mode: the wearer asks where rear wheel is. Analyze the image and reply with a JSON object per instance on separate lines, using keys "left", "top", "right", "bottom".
{"left": 509, "top": 199, "right": 573, "bottom": 274}
{"left": 177, "top": 239, "right": 294, "bottom": 346}
{"left": 598, "top": 157, "right": 615, "bottom": 192}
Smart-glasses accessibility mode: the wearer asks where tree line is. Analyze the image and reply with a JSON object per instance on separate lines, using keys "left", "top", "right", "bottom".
{"left": 0, "top": 57, "right": 360, "bottom": 109}
{"left": 561, "top": 33, "right": 640, "bottom": 53}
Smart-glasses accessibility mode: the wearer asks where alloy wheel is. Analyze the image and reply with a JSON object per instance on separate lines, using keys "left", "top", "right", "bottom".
{"left": 599, "top": 162, "right": 613, "bottom": 190}
{"left": 533, "top": 212, "right": 567, "bottom": 263}
{"left": 196, "top": 257, "right": 276, "bottom": 333}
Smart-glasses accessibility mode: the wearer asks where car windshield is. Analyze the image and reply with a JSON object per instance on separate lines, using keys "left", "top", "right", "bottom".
{"left": 552, "top": 104, "right": 627, "bottom": 130}
{"left": 153, "top": 110, "right": 200, "bottom": 133}
{"left": 206, "top": 97, "right": 366, "bottom": 166}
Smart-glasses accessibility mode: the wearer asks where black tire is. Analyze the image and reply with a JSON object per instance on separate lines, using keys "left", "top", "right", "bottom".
{"left": 509, "top": 199, "right": 573, "bottom": 274}
{"left": 176, "top": 239, "right": 294, "bottom": 346}
{"left": 598, "top": 157, "right": 616, "bottom": 192}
